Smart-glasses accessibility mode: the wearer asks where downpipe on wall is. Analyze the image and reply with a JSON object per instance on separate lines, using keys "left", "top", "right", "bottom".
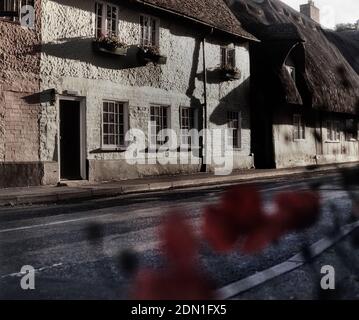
{"left": 200, "top": 27, "right": 214, "bottom": 173}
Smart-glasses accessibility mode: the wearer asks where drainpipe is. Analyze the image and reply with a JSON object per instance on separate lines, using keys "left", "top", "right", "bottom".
{"left": 201, "top": 28, "right": 213, "bottom": 172}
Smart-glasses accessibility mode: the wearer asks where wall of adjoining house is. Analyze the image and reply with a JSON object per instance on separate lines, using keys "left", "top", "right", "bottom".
{"left": 273, "top": 108, "right": 359, "bottom": 169}
{"left": 0, "top": 1, "right": 43, "bottom": 188}
{"left": 40, "top": 0, "right": 253, "bottom": 182}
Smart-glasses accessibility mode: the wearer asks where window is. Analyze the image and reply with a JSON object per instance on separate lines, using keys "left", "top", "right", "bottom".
{"left": 140, "top": 15, "right": 159, "bottom": 47}
{"left": 221, "top": 47, "right": 236, "bottom": 69}
{"left": 180, "top": 107, "right": 195, "bottom": 146}
{"left": 102, "top": 101, "right": 127, "bottom": 148}
{"left": 326, "top": 120, "right": 341, "bottom": 142}
{"left": 293, "top": 114, "right": 305, "bottom": 140}
{"left": 286, "top": 65, "right": 296, "bottom": 82}
{"left": 285, "top": 55, "right": 296, "bottom": 82}
{"left": 95, "top": 2, "right": 119, "bottom": 37}
{"left": 227, "top": 111, "right": 242, "bottom": 149}
{"left": 150, "top": 105, "right": 169, "bottom": 145}
{"left": 0, "top": 0, "right": 34, "bottom": 22}
{"left": 345, "top": 119, "right": 358, "bottom": 141}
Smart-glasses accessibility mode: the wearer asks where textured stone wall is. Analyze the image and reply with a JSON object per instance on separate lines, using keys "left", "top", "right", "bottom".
{"left": 0, "top": 1, "right": 42, "bottom": 187}
{"left": 40, "top": 0, "right": 253, "bottom": 181}
{"left": 273, "top": 109, "right": 359, "bottom": 169}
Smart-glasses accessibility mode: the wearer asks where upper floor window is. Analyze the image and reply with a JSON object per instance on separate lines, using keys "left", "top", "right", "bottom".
{"left": 285, "top": 56, "right": 296, "bottom": 82}
{"left": 0, "top": 0, "right": 34, "bottom": 23}
{"left": 326, "top": 120, "right": 341, "bottom": 142}
{"left": 140, "top": 15, "right": 159, "bottom": 47}
{"left": 95, "top": 2, "right": 119, "bottom": 38}
{"left": 227, "top": 111, "right": 242, "bottom": 149}
{"left": 180, "top": 107, "right": 195, "bottom": 146}
{"left": 102, "top": 101, "right": 128, "bottom": 148}
{"left": 293, "top": 114, "right": 305, "bottom": 140}
{"left": 221, "top": 47, "right": 236, "bottom": 69}
{"left": 286, "top": 65, "right": 296, "bottom": 82}
{"left": 345, "top": 119, "right": 358, "bottom": 141}
{"left": 150, "top": 105, "right": 169, "bottom": 146}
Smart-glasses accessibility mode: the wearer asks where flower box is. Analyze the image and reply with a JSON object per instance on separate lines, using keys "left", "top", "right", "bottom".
{"left": 137, "top": 46, "right": 167, "bottom": 65}
{"left": 221, "top": 67, "right": 241, "bottom": 81}
{"left": 92, "top": 36, "right": 128, "bottom": 56}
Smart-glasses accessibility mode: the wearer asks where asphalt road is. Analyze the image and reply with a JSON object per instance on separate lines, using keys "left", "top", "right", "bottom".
{"left": 0, "top": 172, "right": 356, "bottom": 299}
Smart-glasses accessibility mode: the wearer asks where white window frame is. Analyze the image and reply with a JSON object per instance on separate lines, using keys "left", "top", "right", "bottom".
{"left": 179, "top": 107, "right": 197, "bottom": 147}
{"left": 293, "top": 114, "right": 305, "bottom": 141}
{"left": 95, "top": 1, "right": 119, "bottom": 38}
{"left": 139, "top": 14, "right": 160, "bottom": 47}
{"left": 221, "top": 46, "right": 236, "bottom": 69}
{"left": 227, "top": 111, "right": 242, "bottom": 149}
{"left": 0, "top": 0, "right": 34, "bottom": 23}
{"left": 149, "top": 105, "right": 169, "bottom": 146}
{"left": 325, "top": 120, "right": 341, "bottom": 142}
{"left": 101, "top": 100, "right": 129, "bottom": 149}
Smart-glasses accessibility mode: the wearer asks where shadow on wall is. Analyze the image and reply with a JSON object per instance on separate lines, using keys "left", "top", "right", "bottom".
{"left": 209, "top": 77, "right": 250, "bottom": 128}
{"left": 40, "top": 38, "right": 144, "bottom": 70}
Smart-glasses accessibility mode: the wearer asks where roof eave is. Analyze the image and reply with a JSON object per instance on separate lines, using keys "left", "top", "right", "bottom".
{"left": 133, "top": 0, "right": 259, "bottom": 42}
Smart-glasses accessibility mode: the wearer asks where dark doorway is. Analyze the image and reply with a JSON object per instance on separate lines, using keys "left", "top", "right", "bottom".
{"left": 60, "top": 100, "right": 82, "bottom": 180}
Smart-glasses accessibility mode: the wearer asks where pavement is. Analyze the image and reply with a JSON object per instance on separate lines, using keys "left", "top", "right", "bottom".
{"left": 0, "top": 162, "right": 358, "bottom": 207}
{"left": 0, "top": 170, "right": 358, "bottom": 299}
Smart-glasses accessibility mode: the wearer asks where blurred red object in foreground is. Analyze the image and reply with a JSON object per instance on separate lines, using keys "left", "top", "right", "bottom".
{"left": 203, "top": 186, "right": 321, "bottom": 254}
{"left": 273, "top": 191, "right": 321, "bottom": 232}
{"left": 132, "top": 212, "right": 214, "bottom": 300}
{"left": 132, "top": 267, "right": 214, "bottom": 300}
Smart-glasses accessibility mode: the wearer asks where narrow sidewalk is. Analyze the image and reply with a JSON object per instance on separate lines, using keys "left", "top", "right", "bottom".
{"left": 0, "top": 162, "right": 358, "bottom": 207}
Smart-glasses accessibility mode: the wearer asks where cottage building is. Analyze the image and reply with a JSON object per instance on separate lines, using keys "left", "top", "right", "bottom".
{"left": 227, "top": 0, "right": 359, "bottom": 169}
{"left": 38, "top": 0, "right": 257, "bottom": 183}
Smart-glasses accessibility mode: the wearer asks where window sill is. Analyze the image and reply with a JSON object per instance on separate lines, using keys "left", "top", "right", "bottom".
{"left": 325, "top": 140, "right": 340, "bottom": 144}
{"left": 293, "top": 139, "right": 306, "bottom": 142}
{"left": 0, "top": 18, "right": 20, "bottom": 25}
{"left": 91, "top": 147, "right": 128, "bottom": 153}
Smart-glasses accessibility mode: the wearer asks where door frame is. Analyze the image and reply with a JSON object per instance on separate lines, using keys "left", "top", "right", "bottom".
{"left": 58, "top": 95, "right": 87, "bottom": 181}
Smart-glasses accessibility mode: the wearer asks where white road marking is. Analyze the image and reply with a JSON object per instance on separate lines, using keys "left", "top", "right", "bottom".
{"left": 0, "top": 263, "right": 63, "bottom": 279}
{"left": 0, "top": 214, "right": 115, "bottom": 234}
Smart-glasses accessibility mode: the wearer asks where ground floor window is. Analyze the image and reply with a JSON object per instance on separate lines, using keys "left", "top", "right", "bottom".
{"left": 102, "top": 101, "right": 127, "bottom": 148}
{"left": 345, "top": 119, "right": 358, "bottom": 141}
{"left": 293, "top": 114, "right": 305, "bottom": 140}
{"left": 326, "top": 120, "right": 341, "bottom": 142}
{"left": 227, "top": 111, "right": 242, "bottom": 149}
{"left": 180, "top": 107, "right": 195, "bottom": 146}
{"left": 150, "top": 105, "right": 169, "bottom": 146}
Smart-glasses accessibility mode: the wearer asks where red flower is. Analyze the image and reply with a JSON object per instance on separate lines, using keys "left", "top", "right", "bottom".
{"left": 203, "top": 185, "right": 267, "bottom": 252}
{"left": 203, "top": 205, "right": 240, "bottom": 252}
{"left": 203, "top": 186, "right": 321, "bottom": 254}
{"left": 160, "top": 212, "right": 198, "bottom": 271}
{"left": 132, "top": 211, "right": 215, "bottom": 300}
{"left": 273, "top": 191, "right": 321, "bottom": 232}
{"left": 221, "top": 185, "right": 265, "bottom": 231}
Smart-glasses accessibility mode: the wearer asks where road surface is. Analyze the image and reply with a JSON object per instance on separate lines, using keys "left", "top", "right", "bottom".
{"left": 0, "top": 171, "right": 356, "bottom": 299}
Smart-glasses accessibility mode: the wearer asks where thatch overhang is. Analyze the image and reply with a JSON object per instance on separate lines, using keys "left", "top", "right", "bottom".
{"left": 226, "top": 0, "right": 359, "bottom": 115}
{"left": 125, "top": 0, "right": 258, "bottom": 42}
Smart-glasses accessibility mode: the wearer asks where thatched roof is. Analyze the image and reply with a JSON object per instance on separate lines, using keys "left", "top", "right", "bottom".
{"left": 324, "top": 30, "right": 359, "bottom": 74}
{"left": 128, "top": 0, "right": 257, "bottom": 41}
{"left": 225, "top": 0, "right": 359, "bottom": 115}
